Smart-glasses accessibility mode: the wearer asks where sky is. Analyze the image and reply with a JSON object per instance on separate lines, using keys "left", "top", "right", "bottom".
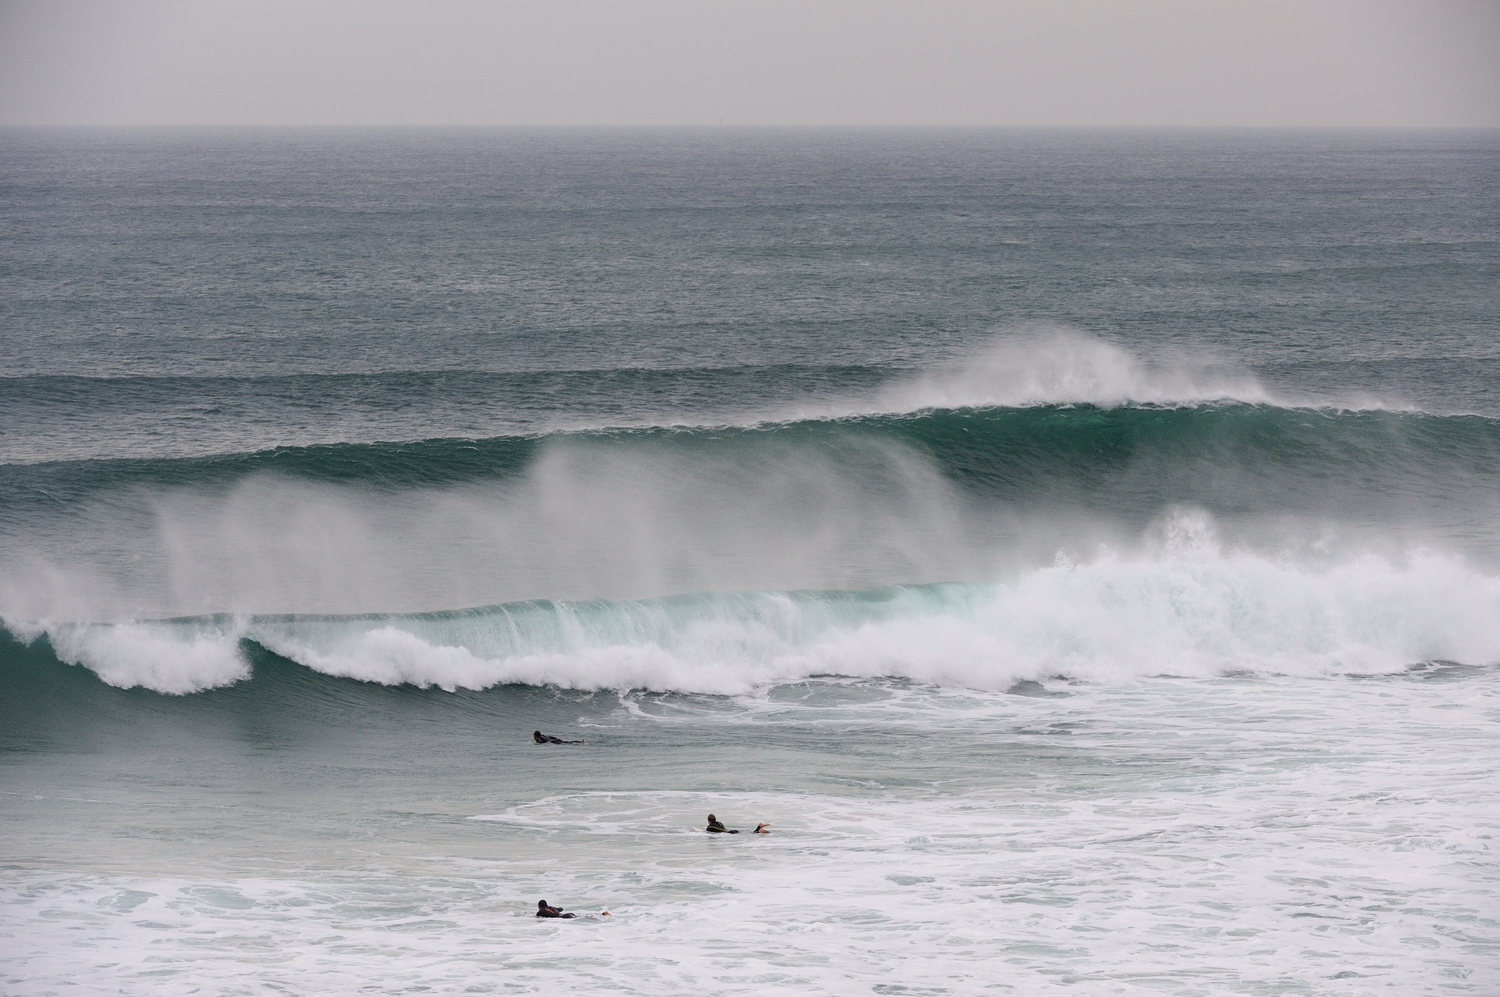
{"left": 0, "top": 0, "right": 1497, "bottom": 127}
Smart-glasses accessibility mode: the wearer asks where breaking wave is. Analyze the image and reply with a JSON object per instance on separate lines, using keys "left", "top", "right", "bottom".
{"left": 8, "top": 537, "right": 1498, "bottom": 696}
{"left": 5, "top": 334, "right": 1498, "bottom": 697}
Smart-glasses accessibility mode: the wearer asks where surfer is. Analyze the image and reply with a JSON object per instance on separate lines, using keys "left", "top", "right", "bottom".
{"left": 707, "top": 814, "right": 769, "bottom": 834}
{"left": 536, "top": 900, "right": 609, "bottom": 919}
{"left": 533, "top": 730, "right": 585, "bottom": 744}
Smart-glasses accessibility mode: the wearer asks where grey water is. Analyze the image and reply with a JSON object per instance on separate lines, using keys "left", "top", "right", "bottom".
{"left": 2, "top": 129, "right": 1499, "bottom": 995}
{"left": 3, "top": 129, "right": 1498, "bottom": 458}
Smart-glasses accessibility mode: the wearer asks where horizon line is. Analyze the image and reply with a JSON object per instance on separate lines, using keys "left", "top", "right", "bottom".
{"left": 5, "top": 123, "right": 1499, "bottom": 132}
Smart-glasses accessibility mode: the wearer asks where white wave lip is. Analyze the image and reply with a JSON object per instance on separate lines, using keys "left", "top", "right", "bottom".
{"left": 262, "top": 550, "right": 1500, "bottom": 695}
{"left": 40, "top": 620, "right": 249, "bottom": 695}
{"left": 526, "top": 327, "right": 1295, "bottom": 432}
{"left": 877, "top": 328, "right": 1277, "bottom": 411}
{"left": 15, "top": 523, "right": 1499, "bottom": 696}
{"left": 768, "top": 327, "right": 1399, "bottom": 423}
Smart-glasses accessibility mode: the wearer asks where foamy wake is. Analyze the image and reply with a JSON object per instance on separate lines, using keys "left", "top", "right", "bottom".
{"left": 12, "top": 535, "right": 1498, "bottom": 696}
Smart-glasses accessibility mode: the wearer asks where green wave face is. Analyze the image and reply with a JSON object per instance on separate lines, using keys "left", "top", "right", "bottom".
{"left": 5, "top": 403, "right": 1498, "bottom": 538}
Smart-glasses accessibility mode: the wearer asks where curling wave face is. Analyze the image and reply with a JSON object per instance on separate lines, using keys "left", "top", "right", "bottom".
{"left": 11, "top": 534, "right": 1500, "bottom": 695}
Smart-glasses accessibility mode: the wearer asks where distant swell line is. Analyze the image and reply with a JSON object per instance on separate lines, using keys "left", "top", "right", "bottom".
{"left": 2, "top": 403, "right": 1496, "bottom": 498}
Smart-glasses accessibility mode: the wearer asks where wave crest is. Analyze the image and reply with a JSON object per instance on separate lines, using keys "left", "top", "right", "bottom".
{"left": 11, "top": 532, "right": 1498, "bottom": 696}
{"left": 871, "top": 328, "right": 1280, "bottom": 412}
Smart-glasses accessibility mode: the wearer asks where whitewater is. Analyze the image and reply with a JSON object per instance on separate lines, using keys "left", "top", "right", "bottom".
{"left": 2, "top": 129, "right": 1498, "bottom": 995}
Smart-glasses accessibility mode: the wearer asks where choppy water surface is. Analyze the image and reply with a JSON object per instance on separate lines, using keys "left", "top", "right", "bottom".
{"left": 2, "top": 129, "right": 1498, "bottom": 994}
{"left": 4, "top": 669, "right": 1498, "bottom": 995}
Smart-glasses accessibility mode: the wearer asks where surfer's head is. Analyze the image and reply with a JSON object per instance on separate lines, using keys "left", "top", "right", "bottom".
{"left": 706, "top": 814, "right": 717, "bottom": 823}
{"left": 533, "top": 731, "right": 545, "bottom": 743}
{"left": 537, "top": 900, "right": 549, "bottom": 910}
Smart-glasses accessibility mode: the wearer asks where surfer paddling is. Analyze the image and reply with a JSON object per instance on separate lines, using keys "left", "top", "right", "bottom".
{"left": 533, "top": 730, "right": 586, "bottom": 744}
{"left": 536, "top": 900, "right": 610, "bottom": 919}
{"left": 705, "top": 814, "right": 770, "bottom": 834}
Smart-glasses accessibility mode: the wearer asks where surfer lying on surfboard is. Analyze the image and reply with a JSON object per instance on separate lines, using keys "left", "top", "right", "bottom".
{"left": 536, "top": 900, "right": 610, "bottom": 918}
{"left": 533, "top": 730, "right": 586, "bottom": 744}
{"left": 705, "top": 814, "right": 770, "bottom": 834}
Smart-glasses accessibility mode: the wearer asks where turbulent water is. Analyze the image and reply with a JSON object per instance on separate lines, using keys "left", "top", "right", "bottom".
{"left": 2, "top": 129, "right": 1499, "bottom": 995}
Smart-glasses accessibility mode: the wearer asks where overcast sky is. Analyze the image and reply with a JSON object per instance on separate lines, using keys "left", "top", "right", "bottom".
{"left": 1, "top": 0, "right": 1496, "bottom": 127}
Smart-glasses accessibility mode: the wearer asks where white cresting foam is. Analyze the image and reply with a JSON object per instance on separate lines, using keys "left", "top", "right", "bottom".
{"left": 872, "top": 327, "right": 1278, "bottom": 411}
{"left": 480, "top": 328, "right": 1405, "bottom": 436}
{"left": 37, "top": 620, "right": 249, "bottom": 694}
{"left": 260, "top": 549, "right": 1500, "bottom": 695}
{"left": 15, "top": 540, "right": 1498, "bottom": 696}
{"left": 754, "top": 327, "right": 1403, "bottom": 426}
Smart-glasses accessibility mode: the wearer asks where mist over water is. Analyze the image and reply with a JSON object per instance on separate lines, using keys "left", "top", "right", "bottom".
{"left": 2, "top": 130, "right": 1498, "bottom": 994}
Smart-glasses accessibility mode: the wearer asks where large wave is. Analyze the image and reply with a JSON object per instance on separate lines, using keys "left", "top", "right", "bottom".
{"left": 0, "top": 327, "right": 1417, "bottom": 469}
{"left": 5, "top": 333, "right": 1498, "bottom": 693}
{"left": 3, "top": 399, "right": 1497, "bottom": 621}
{"left": 8, "top": 513, "right": 1499, "bottom": 696}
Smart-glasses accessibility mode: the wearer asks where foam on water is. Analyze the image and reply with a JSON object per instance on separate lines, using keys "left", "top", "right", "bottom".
{"left": 16, "top": 517, "right": 1500, "bottom": 695}
{"left": 3, "top": 672, "right": 1496, "bottom": 995}
{"left": 39, "top": 619, "right": 249, "bottom": 695}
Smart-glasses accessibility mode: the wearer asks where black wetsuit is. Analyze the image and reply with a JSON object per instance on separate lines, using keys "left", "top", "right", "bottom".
{"left": 706, "top": 820, "right": 739, "bottom": 834}
{"left": 536, "top": 905, "right": 577, "bottom": 918}
{"left": 533, "top": 731, "right": 583, "bottom": 744}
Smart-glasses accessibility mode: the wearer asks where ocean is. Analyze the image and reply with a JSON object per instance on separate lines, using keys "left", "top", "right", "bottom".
{"left": 1, "top": 129, "right": 1498, "bottom": 995}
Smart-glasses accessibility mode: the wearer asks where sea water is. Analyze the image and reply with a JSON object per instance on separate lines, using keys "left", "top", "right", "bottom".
{"left": 2, "top": 130, "right": 1498, "bottom": 995}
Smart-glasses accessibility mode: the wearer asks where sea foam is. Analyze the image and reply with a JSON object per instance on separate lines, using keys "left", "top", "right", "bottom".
{"left": 41, "top": 620, "right": 249, "bottom": 695}
{"left": 14, "top": 523, "right": 1498, "bottom": 696}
